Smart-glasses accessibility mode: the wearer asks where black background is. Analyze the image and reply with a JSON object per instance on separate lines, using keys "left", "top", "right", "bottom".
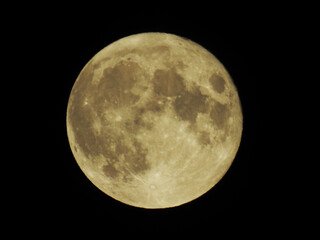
{"left": 15, "top": 4, "right": 262, "bottom": 235}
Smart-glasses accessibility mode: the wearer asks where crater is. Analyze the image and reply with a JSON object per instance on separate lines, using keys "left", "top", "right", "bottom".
{"left": 153, "top": 68, "right": 185, "bottom": 97}
{"left": 173, "top": 88, "right": 208, "bottom": 124}
{"left": 210, "top": 100, "right": 230, "bottom": 129}
{"left": 209, "top": 73, "right": 226, "bottom": 93}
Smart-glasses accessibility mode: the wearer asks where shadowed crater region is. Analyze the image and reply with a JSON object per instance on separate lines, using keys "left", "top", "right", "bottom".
{"left": 153, "top": 68, "right": 184, "bottom": 97}
{"left": 173, "top": 88, "right": 208, "bottom": 124}
{"left": 68, "top": 59, "right": 151, "bottom": 180}
{"left": 210, "top": 100, "right": 230, "bottom": 129}
{"left": 198, "top": 131, "right": 211, "bottom": 146}
{"left": 93, "top": 61, "right": 142, "bottom": 108}
{"left": 101, "top": 136, "right": 150, "bottom": 180}
{"left": 209, "top": 73, "right": 226, "bottom": 93}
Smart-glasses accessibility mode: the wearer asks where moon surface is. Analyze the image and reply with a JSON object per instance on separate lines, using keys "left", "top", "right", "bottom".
{"left": 66, "top": 33, "right": 243, "bottom": 208}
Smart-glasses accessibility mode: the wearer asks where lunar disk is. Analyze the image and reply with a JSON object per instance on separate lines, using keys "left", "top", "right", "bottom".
{"left": 66, "top": 33, "right": 242, "bottom": 209}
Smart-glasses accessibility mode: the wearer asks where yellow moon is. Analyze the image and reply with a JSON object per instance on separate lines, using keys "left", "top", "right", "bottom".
{"left": 66, "top": 32, "right": 242, "bottom": 208}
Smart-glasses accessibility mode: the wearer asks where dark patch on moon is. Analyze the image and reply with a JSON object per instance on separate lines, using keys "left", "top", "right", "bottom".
{"left": 124, "top": 103, "right": 161, "bottom": 134}
{"left": 153, "top": 68, "right": 184, "bottom": 97}
{"left": 130, "top": 139, "right": 149, "bottom": 173}
{"left": 173, "top": 88, "right": 208, "bottom": 124}
{"left": 220, "top": 130, "right": 228, "bottom": 143}
{"left": 210, "top": 100, "right": 230, "bottom": 129}
{"left": 103, "top": 164, "right": 119, "bottom": 178}
{"left": 152, "top": 45, "right": 170, "bottom": 54}
{"left": 133, "top": 115, "right": 153, "bottom": 130}
{"left": 68, "top": 88, "right": 101, "bottom": 160}
{"left": 95, "top": 61, "right": 141, "bottom": 108}
{"left": 198, "top": 131, "right": 211, "bottom": 146}
{"left": 174, "top": 61, "right": 186, "bottom": 70}
{"left": 101, "top": 135, "right": 150, "bottom": 180}
{"left": 144, "top": 99, "right": 163, "bottom": 113}
{"left": 209, "top": 74, "right": 226, "bottom": 93}
{"left": 74, "top": 62, "right": 95, "bottom": 95}
{"left": 67, "top": 61, "right": 94, "bottom": 114}
{"left": 68, "top": 59, "right": 151, "bottom": 178}
{"left": 124, "top": 120, "right": 137, "bottom": 134}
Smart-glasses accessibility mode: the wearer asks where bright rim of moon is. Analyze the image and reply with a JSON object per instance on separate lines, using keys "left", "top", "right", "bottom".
{"left": 66, "top": 32, "right": 243, "bottom": 209}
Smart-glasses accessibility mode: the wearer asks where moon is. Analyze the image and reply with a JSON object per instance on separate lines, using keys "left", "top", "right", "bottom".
{"left": 66, "top": 33, "right": 243, "bottom": 208}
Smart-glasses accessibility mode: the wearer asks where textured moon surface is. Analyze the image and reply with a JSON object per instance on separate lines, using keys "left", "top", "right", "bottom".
{"left": 66, "top": 33, "right": 243, "bottom": 208}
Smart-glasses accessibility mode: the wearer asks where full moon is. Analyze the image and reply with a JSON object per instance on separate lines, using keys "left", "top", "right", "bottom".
{"left": 66, "top": 33, "right": 242, "bottom": 208}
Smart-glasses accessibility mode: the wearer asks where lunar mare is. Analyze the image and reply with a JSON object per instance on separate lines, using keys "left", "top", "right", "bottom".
{"left": 66, "top": 33, "right": 242, "bottom": 208}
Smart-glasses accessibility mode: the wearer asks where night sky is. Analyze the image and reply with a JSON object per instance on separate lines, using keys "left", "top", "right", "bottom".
{"left": 16, "top": 5, "right": 262, "bottom": 234}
